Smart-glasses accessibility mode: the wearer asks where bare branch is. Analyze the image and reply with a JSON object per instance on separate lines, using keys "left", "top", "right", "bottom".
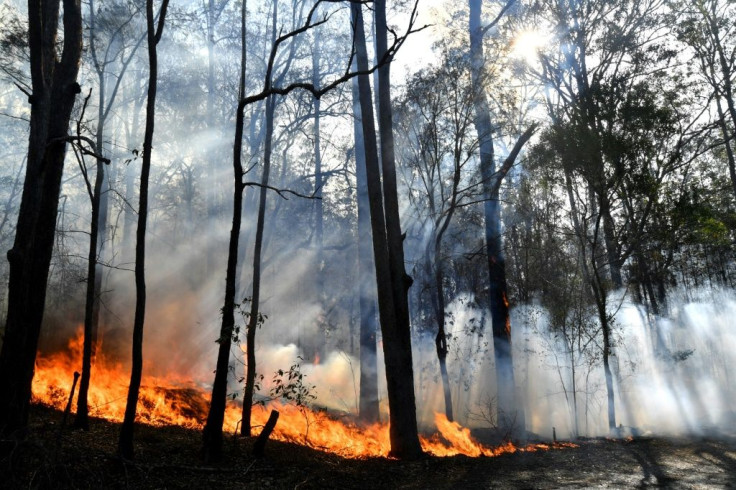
{"left": 48, "top": 135, "right": 111, "bottom": 164}
{"left": 241, "top": 181, "right": 322, "bottom": 200}
{"left": 239, "top": 0, "right": 428, "bottom": 109}
{"left": 480, "top": 0, "right": 516, "bottom": 37}
{"left": 13, "top": 81, "right": 31, "bottom": 99}
{"left": 154, "top": 0, "right": 171, "bottom": 44}
{"left": 490, "top": 122, "right": 538, "bottom": 192}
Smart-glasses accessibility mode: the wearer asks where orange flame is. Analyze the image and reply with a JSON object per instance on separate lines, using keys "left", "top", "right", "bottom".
{"left": 32, "top": 329, "right": 575, "bottom": 459}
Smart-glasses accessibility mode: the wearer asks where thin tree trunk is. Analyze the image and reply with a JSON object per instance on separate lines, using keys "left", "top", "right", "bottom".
{"left": 352, "top": 68, "right": 379, "bottom": 423}
{"left": 715, "top": 97, "right": 736, "bottom": 200}
{"left": 241, "top": 95, "right": 276, "bottom": 436}
{"left": 118, "top": 0, "right": 169, "bottom": 459}
{"left": 76, "top": 0, "right": 112, "bottom": 426}
{"left": 74, "top": 147, "right": 104, "bottom": 431}
{"left": 202, "top": 0, "right": 246, "bottom": 463}
{"left": 312, "top": 30, "right": 326, "bottom": 360}
{"left": 0, "top": 0, "right": 83, "bottom": 437}
{"left": 432, "top": 254, "right": 453, "bottom": 422}
{"left": 241, "top": 0, "right": 278, "bottom": 437}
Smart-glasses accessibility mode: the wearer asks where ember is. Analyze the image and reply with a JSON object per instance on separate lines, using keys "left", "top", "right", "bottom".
{"left": 32, "top": 330, "right": 574, "bottom": 459}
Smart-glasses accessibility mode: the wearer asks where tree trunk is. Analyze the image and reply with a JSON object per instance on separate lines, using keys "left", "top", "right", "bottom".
{"left": 202, "top": 0, "right": 246, "bottom": 463}
{"left": 0, "top": 0, "right": 83, "bottom": 437}
{"left": 76, "top": 0, "right": 113, "bottom": 427}
{"left": 597, "top": 289, "right": 616, "bottom": 432}
{"left": 468, "top": 0, "right": 524, "bottom": 435}
{"left": 425, "top": 232, "right": 453, "bottom": 422}
{"left": 351, "top": 2, "right": 422, "bottom": 459}
{"left": 74, "top": 149, "right": 104, "bottom": 431}
{"left": 352, "top": 69, "right": 379, "bottom": 423}
{"left": 241, "top": 95, "right": 276, "bottom": 437}
{"left": 118, "top": 0, "right": 168, "bottom": 459}
{"left": 241, "top": 0, "right": 278, "bottom": 437}
{"left": 715, "top": 97, "right": 736, "bottom": 200}
{"left": 371, "top": 0, "right": 423, "bottom": 459}
{"left": 312, "top": 31, "right": 326, "bottom": 360}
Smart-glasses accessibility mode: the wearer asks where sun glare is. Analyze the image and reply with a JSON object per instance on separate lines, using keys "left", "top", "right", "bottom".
{"left": 511, "top": 30, "right": 548, "bottom": 64}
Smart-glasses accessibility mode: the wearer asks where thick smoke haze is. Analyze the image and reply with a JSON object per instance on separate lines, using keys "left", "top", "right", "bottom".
{"left": 1, "top": 0, "right": 735, "bottom": 453}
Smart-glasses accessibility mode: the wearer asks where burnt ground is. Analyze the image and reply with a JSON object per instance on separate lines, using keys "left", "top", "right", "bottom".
{"left": 2, "top": 405, "right": 736, "bottom": 489}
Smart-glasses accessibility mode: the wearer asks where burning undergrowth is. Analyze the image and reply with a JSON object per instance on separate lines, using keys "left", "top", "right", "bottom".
{"left": 30, "top": 329, "right": 574, "bottom": 459}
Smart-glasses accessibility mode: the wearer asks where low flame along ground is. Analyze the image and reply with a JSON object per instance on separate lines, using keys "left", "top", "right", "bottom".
{"left": 31, "top": 330, "right": 574, "bottom": 459}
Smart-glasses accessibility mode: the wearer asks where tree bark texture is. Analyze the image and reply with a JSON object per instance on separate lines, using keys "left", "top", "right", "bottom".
{"left": 351, "top": 68, "right": 379, "bottom": 424}
{"left": 468, "top": 0, "right": 524, "bottom": 434}
{"left": 241, "top": 0, "right": 278, "bottom": 438}
{"left": 118, "top": 0, "right": 169, "bottom": 459}
{"left": 0, "top": 0, "right": 83, "bottom": 437}
{"left": 202, "top": 0, "right": 247, "bottom": 463}
{"left": 241, "top": 95, "right": 276, "bottom": 437}
{"left": 359, "top": 0, "right": 423, "bottom": 459}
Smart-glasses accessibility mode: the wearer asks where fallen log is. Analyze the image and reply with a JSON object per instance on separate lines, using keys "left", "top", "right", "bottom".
{"left": 253, "top": 410, "right": 279, "bottom": 457}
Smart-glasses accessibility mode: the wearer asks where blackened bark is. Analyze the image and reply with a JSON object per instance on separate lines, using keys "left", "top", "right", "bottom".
{"left": 74, "top": 149, "right": 104, "bottom": 431}
{"left": 202, "top": 0, "right": 247, "bottom": 463}
{"left": 76, "top": 0, "right": 120, "bottom": 428}
{"left": 426, "top": 235, "right": 452, "bottom": 422}
{"left": 370, "top": 0, "right": 423, "bottom": 459}
{"left": 352, "top": 69, "right": 379, "bottom": 423}
{"left": 241, "top": 0, "right": 278, "bottom": 438}
{"left": 241, "top": 95, "right": 276, "bottom": 437}
{"left": 468, "top": 0, "right": 524, "bottom": 434}
{"left": 0, "top": 0, "right": 83, "bottom": 437}
{"left": 118, "top": 0, "right": 169, "bottom": 459}
{"left": 252, "top": 410, "right": 279, "bottom": 457}
{"left": 597, "top": 286, "right": 616, "bottom": 431}
{"left": 312, "top": 28, "right": 326, "bottom": 359}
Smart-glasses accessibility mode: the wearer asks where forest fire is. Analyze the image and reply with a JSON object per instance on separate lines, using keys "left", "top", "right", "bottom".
{"left": 31, "top": 330, "right": 573, "bottom": 459}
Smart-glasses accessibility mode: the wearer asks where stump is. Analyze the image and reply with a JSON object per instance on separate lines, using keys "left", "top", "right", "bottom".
{"left": 253, "top": 410, "right": 280, "bottom": 457}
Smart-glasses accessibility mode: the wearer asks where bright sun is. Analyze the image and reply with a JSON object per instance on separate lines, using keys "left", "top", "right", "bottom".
{"left": 511, "top": 30, "right": 548, "bottom": 64}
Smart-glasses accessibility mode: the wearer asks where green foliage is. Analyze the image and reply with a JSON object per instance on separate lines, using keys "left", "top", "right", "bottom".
{"left": 270, "top": 360, "right": 317, "bottom": 408}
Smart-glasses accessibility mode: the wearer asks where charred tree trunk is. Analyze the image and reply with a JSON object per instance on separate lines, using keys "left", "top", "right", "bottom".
{"left": 599, "top": 194, "right": 622, "bottom": 289}
{"left": 432, "top": 254, "right": 453, "bottom": 422}
{"left": 312, "top": 30, "right": 326, "bottom": 360}
{"left": 74, "top": 147, "right": 104, "bottom": 431}
{"left": 597, "top": 285, "right": 616, "bottom": 432}
{"left": 369, "top": 0, "right": 423, "bottom": 459}
{"left": 202, "top": 0, "right": 247, "bottom": 463}
{"left": 241, "top": 95, "right": 276, "bottom": 437}
{"left": 241, "top": 0, "right": 278, "bottom": 437}
{"left": 118, "top": 0, "right": 169, "bottom": 459}
{"left": 468, "top": 0, "right": 527, "bottom": 436}
{"left": 352, "top": 69, "right": 379, "bottom": 423}
{"left": 0, "top": 0, "right": 83, "bottom": 437}
{"left": 76, "top": 0, "right": 140, "bottom": 428}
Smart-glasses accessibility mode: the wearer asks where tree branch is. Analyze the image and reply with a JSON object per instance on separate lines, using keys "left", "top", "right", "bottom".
{"left": 490, "top": 122, "right": 539, "bottom": 192}
{"left": 480, "top": 0, "right": 516, "bottom": 37}
{"left": 241, "top": 181, "right": 322, "bottom": 200}
{"left": 48, "top": 135, "right": 111, "bottom": 164}
{"left": 238, "top": 0, "right": 428, "bottom": 109}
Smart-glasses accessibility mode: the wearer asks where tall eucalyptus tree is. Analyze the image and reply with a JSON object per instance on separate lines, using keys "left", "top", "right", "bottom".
{"left": 0, "top": 0, "right": 83, "bottom": 436}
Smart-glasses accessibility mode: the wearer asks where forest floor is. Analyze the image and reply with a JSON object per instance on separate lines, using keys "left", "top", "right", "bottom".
{"left": 2, "top": 405, "right": 736, "bottom": 489}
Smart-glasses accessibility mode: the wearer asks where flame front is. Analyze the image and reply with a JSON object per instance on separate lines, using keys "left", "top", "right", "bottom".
{"left": 32, "top": 330, "right": 574, "bottom": 459}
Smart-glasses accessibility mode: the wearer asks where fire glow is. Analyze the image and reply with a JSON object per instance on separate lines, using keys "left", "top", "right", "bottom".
{"left": 31, "top": 330, "right": 574, "bottom": 458}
